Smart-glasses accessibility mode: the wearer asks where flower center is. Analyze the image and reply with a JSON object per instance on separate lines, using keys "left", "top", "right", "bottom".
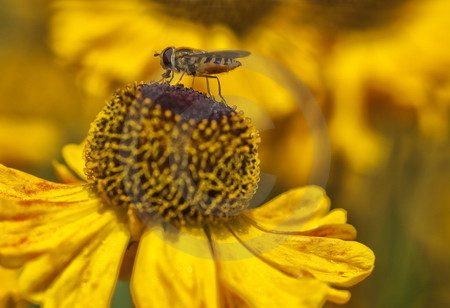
{"left": 84, "top": 83, "right": 260, "bottom": 227}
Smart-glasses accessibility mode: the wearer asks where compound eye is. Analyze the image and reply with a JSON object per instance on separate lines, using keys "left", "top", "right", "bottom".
{"left": 161, "top": 48, "right": 173, "bottom": 68}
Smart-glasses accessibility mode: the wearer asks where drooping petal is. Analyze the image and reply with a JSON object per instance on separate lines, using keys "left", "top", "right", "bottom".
{"left": 20, "top": 217, "right": 129, "bottom": 308}
{"left": 243, "top": 214, "right": 356, "bottom": 240}
{"left": 0, "top": 163, "right": 84, "bottom": 201}
{"left": 0, "top": 164, "right": 114, "bottom": 267}
{"left": 17, "top": 207, "right": 128, "bottom": 298}
{"left": 219, "top": 257, "right": 331, "bottom": 307}
{"left": 227, "top": 219, "right": 375, "bottom": 287}
{"left": 301, "top": 208, "right": 348, "bottom": 231}
{"left": 62, "top": 143, "right": 87, "bottom": 181}
{"left": 210, "top": 228, "right": 344, "bottom": 307}
{"left": 245, "top": 186, "right": 330, "bottom": 232}
{"left": 296, "top": 224, "right": 356, "bottom": 240}
{"left": 131, "top": 228, "right": 218, "bottom": 308}
{"left": 0, "top": 171, "right": 100, "bottom": 266}
{"left": 0, "top": 196, "right": 105, "bottom": 266}
{"left": 0, "top": 164, "right": 130, "bottom": 307}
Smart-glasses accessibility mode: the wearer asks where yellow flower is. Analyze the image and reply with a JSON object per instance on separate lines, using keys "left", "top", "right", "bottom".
{"left": 325, "top": 0, "right": 450, "bottom": 170}
{"left": 49, "top": 0, "right": 304, "bottom": 117}
{"left": 49, "top": 0, "right": 450, "bottom": 176}
{"left": 0, "top": 1, "right": 92, "bottom": 169}
{"left": 0, "top": 83, "right": 374, "bottom": 307}
{"left": 45, "top": 0, "right": 329, "bottom": 191}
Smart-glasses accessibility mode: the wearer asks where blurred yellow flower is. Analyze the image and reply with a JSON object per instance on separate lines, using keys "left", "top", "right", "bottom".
{"left": 46, "top": 0, "right": 325, "bottom": 190}
{"left": 326, "top": 0, "right": 450, "bottom": 170}
{"left": 49, "top": 0, "right": 307, "bottom": 117}
{"left": 0, "top": 83, "right": 374, "bottom": 307}
{"left": 49, "top": 0, "right": 450, "bottom": 176}
{"left": 0, "top": 116, "right": 60, "bottom": 168}
{"left": 0, "top": 4, "right": 88, "bottom": 169}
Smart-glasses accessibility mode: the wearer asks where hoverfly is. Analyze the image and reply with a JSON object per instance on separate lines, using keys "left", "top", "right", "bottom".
{"left": 154, "top": 47, "right": 250, "bottom": 101}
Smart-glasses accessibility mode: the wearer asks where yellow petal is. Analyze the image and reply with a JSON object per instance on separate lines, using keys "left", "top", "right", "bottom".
{"left": 302, "top": 208, "right": 348, "bottom": 230}
{"left": 228, "top": 218, "right": 375, "bottom": 287}
{"left": 20, "top": 214, "right": 129, "bottom": 307}
{"left": 52, "top": 160, "right": 83, "bottom": 184}
{"left": 0, "top": 164, "right": 100, "bottom": 266}
{"left": 244, "top": 214, "right": 356, "bottom": 240}
{"left": 326, "top": 287, "right": 351, "bottom": 305}
{"left": 219, "top": 258, "right": 332, "bottom": 307}
{"left": 131, "top": 228, "right": 218, "bottom": 308}
{"left": 296, "top": 224, "right": 356, "bottom": 240}
{"left": 210, "top": 229, "right": 333, "bottom": 307}
{"left": 245, "top": 186, "right": 330, "bottom": 232}
{"left": 17, "top": 208, "right": 125, "bottom": 299}
{"left": 0, "top": 163, "right": 83, "bottom": 200}
{"left": 0, "top": 196, "right": 102, "bottom": 267}
{"left": 62, "top": 143, "right": 87, "bottom": 181}
{"left": 0, "top": 266, "right": 28, "bottom": 308}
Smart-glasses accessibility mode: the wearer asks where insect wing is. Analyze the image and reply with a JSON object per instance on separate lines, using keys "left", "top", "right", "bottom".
{"left": 184, "top": 50, "right": 250, "bottom": 59}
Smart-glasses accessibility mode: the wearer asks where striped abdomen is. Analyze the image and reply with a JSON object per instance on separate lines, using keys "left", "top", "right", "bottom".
{"left": 180, "top": 56, "right": 242, "bottom": 76}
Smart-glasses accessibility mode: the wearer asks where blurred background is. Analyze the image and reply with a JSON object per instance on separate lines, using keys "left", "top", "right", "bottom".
{"left": 1, "top": 0, "right": 449, "bottom": 307}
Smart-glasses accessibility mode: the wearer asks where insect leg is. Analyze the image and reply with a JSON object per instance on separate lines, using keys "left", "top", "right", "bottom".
{"left": 191, "top": 76, "right": 196, "bottom": 88}
{"left": 167, "top": 71, "right": 175, "bottom": 84}
{"left": 199, "top": 75, "right": 225, "bottom": 103}
{"left": 176, "top": 72, "right": 186, "bottom": 85}
{"left": 205, "top": 77, "right": 211, "bottom": 97}
{"left": 211, "top": 75, "right": 225, "bottom": 103}
{"left": 157, "top": 70, "right": 172, "bottom": 83}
